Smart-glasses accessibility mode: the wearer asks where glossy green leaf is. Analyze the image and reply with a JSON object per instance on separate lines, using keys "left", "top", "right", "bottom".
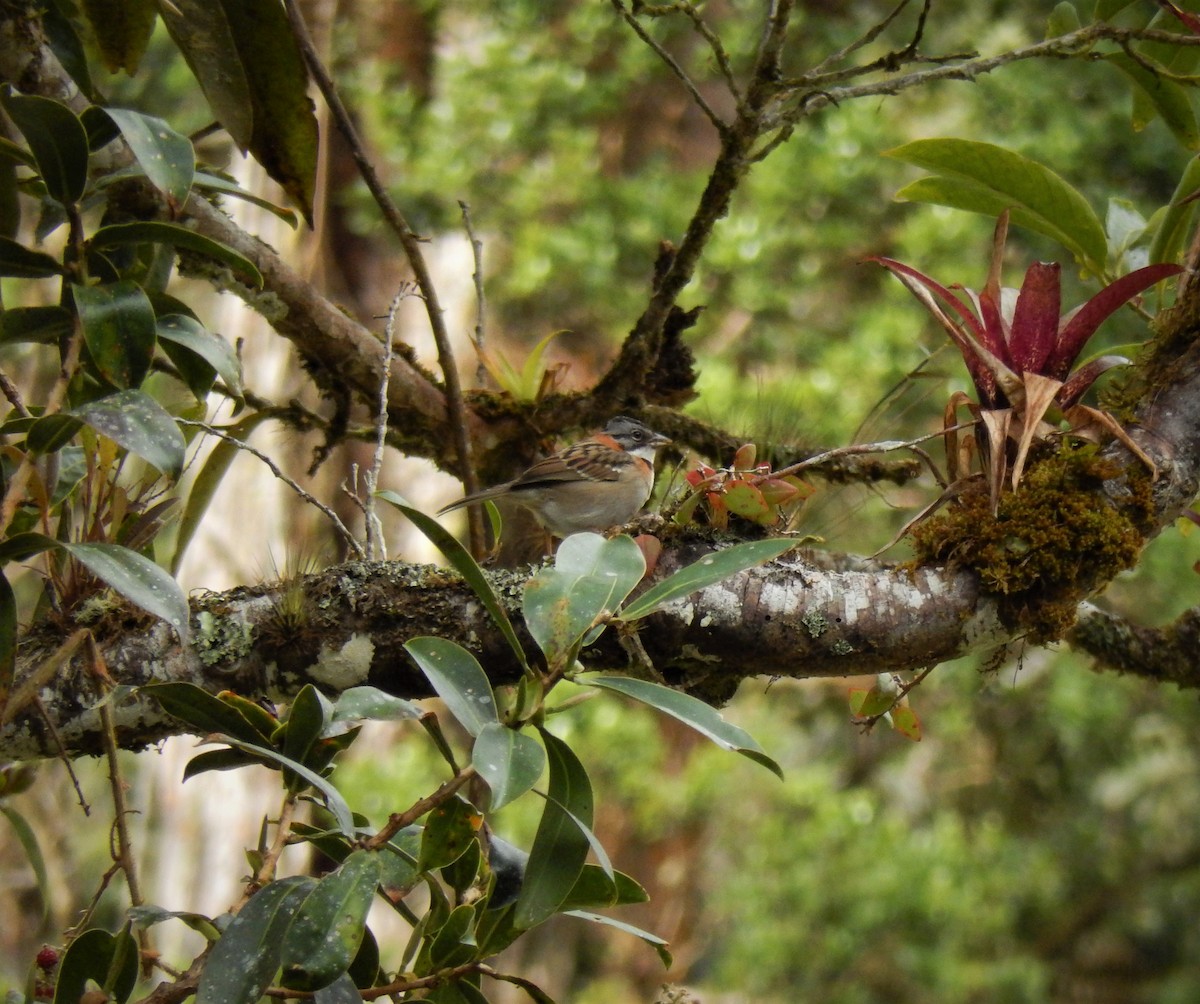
{"left": 90, "top": 221, "right": 263, "bottom": 288}
{"left": 60, "top": 540, "right": 190, "bottom": 643}
{"left": 886, "top": 138, "right": 1109, "bottom": 272}
{"left": 72, "top": 281, "right": 156, "bottom": 389}
{"left": 331, "top": 686, "right": 423, "bottom": 726}
{"left": 280, "top": 850, "right": 380, "bottom": 992}
{"left": 159, "top": 2, "right": 254, "bottom": 150}
{"left": 102, "top": 107, "right": 195, "bottom": 205}
{"left": 472, "top": 721, "right": 545, "bottom": 810}
{"left": 379, "top": 490, "right": 528, "bottom": 670}
{"left": 1107, "top": 52, "right": 1200, "bottom": 151}
{"left": 278, "top": 684, "right": 330, "bottom": 789}
{"left": 0, "top": 804, "right": 49, "bottom": 923}
{"left": 514, "top": 729, "right": 594, "bottom": 929}
{"left": 1, "top": 91, "right": 89, "bottom": 205}
{"left": 211, "top": 0, "right": 318, "bottom": 222}
{"left": 24, "top": 413, "right": 82, "bottom": 457}
{"left": 561, "top": 864, "right": 649, "bottom": 911}
{"left": 0, "top": 235, "right": 64, "bottom": 277}
{"left": 419, "top": 794, "right": 482, "bottom": 872}
{"left": 430, "top": 903, "right": 482, "bottom": 970}
{"left": 584, "top": 675, "right": 782, "bottom": 778}
{"left": 157, "top": 314, "right": 243, "bottom": 399}
{"left": 0, "top": 305, "right": 72, "bottom": 345}
{"left": 404, "top": 636, "right": 498, "bottom": 737}
{"left": 181, "top": 746, "right": 275, "bottom": 781}
{"left": 522, "top": 533, "right": 645, "bottom": 666}
{"left": 74, "top": 388, "right": 186, "bottom": 476}
{"left": 127, "top": 904, "right": 221, "bottom": 942}
{"left": 618, "top": 537, "right": 794, "bottom": 621}
{"left": 79, "top": 0, "right": 157, "bottom": 73}
{"left": 313, "top": 973, "right": 364, "bottom": 1004}
{"left": 193, "top": 170, "right": 300, "bottom": 226}
{"left": 563, "top": 910, "right": 672, "bottom": 968}
{"left": 144, "top": 681, "right": 267, "bottom": 745}
{"left": 219, "top": 735, "right": 358, "bottom": 837}
{"left": 53, "top": 927, "right": 138, "bottom": 1004}
{"left": 172, "top": 410, "right": 273, "bottom": 573}
{"left": 196, "top": 876, "right": 315, "bottom": 1004}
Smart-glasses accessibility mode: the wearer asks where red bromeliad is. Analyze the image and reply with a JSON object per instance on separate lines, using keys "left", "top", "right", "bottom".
{"left": 869, "top": 212, "right": 1182, "bottom": 509}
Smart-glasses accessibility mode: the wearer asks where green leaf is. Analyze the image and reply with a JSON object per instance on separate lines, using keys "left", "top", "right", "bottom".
{"left": 72, "top": 281, "right": 156, "bottom": 389}
{"left": 193, "top": 170, "right": 300, "bottom": 226}
{"left": 181, "top": 746, "right": 275, "bottom": 780}
{"left": 61, "top": 540, "right": 190, "bottom": 643}
{"left": 127, "top": 904, "right": 221, "bottom": 942}
{"left": 561, "top": 865, "right": 649, "bottom": 911}
{"left": 90, "top": 221, "right": 263, "bottom": 288}
{"left": 211, "top": 0, "right": 319, "bottom": 223}
{"left": 562, "top": 910, "right": 672, "bottom": 968}
{"left": 53, "top": 927, "right": 138, "bottom": 1004}
{"left": 618, "top": 538, "right": 794, "bottom": 621}
{"left": 159, "top": 2, "right": 254, "bottom": 150}
{"left": 0, "top": 235, "right": 65, "bottom": 277}
{"left": 220, "top": 735, "right": 359, "bottom": 838}
{"left": 101, "top": 108, "right": 196, "bottom": 206}
{"left": 472, "top": 721, "right": 545, "bottom": 810}
{"left": 78, "top": 0, "right": 157, "bottom": 73}
{"left": 144, "top": 681, "right": 268, "bottom": 745}
{"left": 514, "top": 729, "right": 594, "bottom": 929}
{"left": 378, "top": 490, "right": 528, "bottom": 671}
{"left": 522, "top": 533, "right": 645, "bottom": 666}
{"left": 26, "top": 414, "right": 84, "bottom": 456}
{"left": 157, "top": 314, "right": 243, "bottom": 399}
{"left": 313, "top": 973, "right": 365, "bottom": 1004}
{"left": 584, "top": 675, "right": 782, "bottom": 778}
{"left": 886, "top": 138, "right": 1109, "bottom": 272}
{"left": 74, "top": 388, "right": 187, "bottom": 477}
{"left": 0, "top": 805, "right": 49, "bottom": 924}
{"left": 1107, "top": 52, "right": 1200, "bottom": 151}
{"left": 278, "top": 684, "right": 330, "bottom": 789}
{"left": 0, "top": 305, "right": 72, "bottom": 345}
{"left": 197, "top": 876, "right": 315, "bottom": 1004}
{"left": 280, "top": 850, "right": 380, "bottom": 992}
{"left": 331, "top": 686, "right": 423, "bottom": 726}
{"left": 404, "top": 636, "right": 498, "bottom": 737}
{"left": 427, "top": 903, "right": 481, "bottom": 970}
{"left": 1, "top": 91, "right": 89, "bottom": 205}
{"left": 419, "top": 794, "right": 482, "bottom": 873}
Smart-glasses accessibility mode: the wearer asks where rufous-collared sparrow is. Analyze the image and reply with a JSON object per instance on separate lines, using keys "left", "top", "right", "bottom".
{"left": 437, "top": 416, "right": 672, "bottom": 536}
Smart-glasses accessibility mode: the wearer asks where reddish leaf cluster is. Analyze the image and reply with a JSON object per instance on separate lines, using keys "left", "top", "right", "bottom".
{"left": 676, "top": 443, "right": 814, "bottom": 529}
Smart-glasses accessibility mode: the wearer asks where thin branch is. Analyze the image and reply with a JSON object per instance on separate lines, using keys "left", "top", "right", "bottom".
{"left": 365, "top": 766, "right": 476, "bottom": 849}
{"left": 677, "top": 1, "right": 743, "bottom": 104}
{"left": 611, "top": 0, "right": 729, "bottom": 135}
{"left": 281, "top": 0, "right": 485, "bottom": 554}
{"left": 0, "top": 366, "right": 30, "bottom": 417}
{"left": 178, "top": 420, "right": 365, "bottom": 559}
{"left": 458, "top": 200, "right": 488, "bottom": 387}
{"left": 810, "top": 0, "right": 916, "bottom": 75}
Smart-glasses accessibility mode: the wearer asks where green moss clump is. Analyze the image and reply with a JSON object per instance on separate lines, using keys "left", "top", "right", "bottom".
{"left": 910, "top": 448, "right": 1153, "bottom": 643}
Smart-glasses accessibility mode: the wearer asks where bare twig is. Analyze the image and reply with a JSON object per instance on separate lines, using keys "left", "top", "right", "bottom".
{"left": 281, "top": 0, "right": 485, "bottom": 554}
{"left": 612, "top": 0, "right": 729, "bottom": 135}
{"left": 178, "top": 420, "right": 365, "bottom": 559}
{"left": 0, "top": 367, "right": 30, "bottom": 417}
{"left": 458, "top": 200, "right": 489, "bottom": 387}
{"left": 677, "top": 1, "right": 742, "bottom": 103}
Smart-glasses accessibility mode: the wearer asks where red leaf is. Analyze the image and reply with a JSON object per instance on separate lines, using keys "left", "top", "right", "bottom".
{"left": 732, "top": 443, "right": 757, "bottom": 471}
{"left": 891, "top": 702, "right": 922, "bottom": 742}
{"left": 1009, "top": 261, "right": 1061, "bottom": 376}
{"left": 1056, "top": 354, "right": 1130, "bottom": 409}
{"left": 1158, "top": 0, "right": 1200, "bottom": 34}
{"left": 1052, "top": 263, "right": 1182, "bottom": 380}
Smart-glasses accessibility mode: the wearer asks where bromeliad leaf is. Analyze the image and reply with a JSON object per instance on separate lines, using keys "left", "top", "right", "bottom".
{"left": 584, "top": 675, "right": 782, "bottom": 778}
{"left": 404, "top": 636, "right": 498, "bottom": 737}
{"left": 617, "top": 538, "right": 794, "bottom": 622}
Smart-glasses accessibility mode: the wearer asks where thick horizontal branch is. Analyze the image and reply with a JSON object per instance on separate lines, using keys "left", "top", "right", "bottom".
{"left": 1, "top": 541, "right": 1008, "bottom": 760}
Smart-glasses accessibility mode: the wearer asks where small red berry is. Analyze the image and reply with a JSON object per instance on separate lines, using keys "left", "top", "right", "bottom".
{"left": 35, "top": 946, "right": 58, "bottom": 971}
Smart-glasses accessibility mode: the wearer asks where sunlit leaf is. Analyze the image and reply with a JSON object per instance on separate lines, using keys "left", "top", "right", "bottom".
{"left": 102, "top": 108, "right": 196, "bottom": 205}
{"left": 618, "top": 538, "right": 794, "bottom": 621}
